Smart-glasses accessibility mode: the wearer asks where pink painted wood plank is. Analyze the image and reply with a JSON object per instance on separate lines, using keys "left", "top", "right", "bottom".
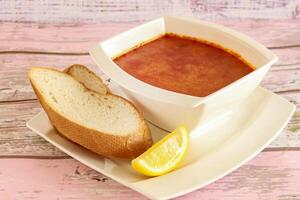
{"left": 1, "top": 53, "right": 299, "bottom": 102}
{"left": 0, "top": 0, "right": 299, "bottom": 23}
{"left": 0, "top": 92, "right": 299, "bottom": 158}
{"left": 0, "top": 22, "right": 137, "bottom": 53}
{"left": 0, "top": 151, "right": 299, "bottom": 199}
{"left": 1, "top": 20, "right": 300, "bottom": 55}
{"left": 0, "top": 100, "right": 67, "bottom": 158}
{"left": 0, "top": 54, "right": 101, "bottom": 102}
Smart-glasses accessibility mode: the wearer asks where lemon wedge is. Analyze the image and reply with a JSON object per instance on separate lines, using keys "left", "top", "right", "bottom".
{"left": 131, "top": 126, "right": 189, "bottom": 176}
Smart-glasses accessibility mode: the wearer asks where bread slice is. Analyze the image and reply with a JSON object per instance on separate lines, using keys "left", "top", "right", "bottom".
{"left": 29, "top": 67, "right": 152, "bottom": 159}
{"left": 65, "top": 64, "right": 108, "bottom": 95}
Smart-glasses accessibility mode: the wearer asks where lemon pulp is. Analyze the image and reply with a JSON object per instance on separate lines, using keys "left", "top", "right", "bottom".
{"left": 131, "top": 126, "right": 189, "bottom": 176}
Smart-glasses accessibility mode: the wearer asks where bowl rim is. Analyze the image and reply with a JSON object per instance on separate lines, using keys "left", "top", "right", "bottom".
{"left": 89, "top": 16, "right": 278, "bottom": 107}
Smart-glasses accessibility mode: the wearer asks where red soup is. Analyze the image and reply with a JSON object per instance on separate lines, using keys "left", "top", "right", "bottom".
{"left": 114, "top": 34, "right": 254, "bottom": 97}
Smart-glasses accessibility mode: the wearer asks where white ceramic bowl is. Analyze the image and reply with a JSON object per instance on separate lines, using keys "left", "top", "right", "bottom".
{"left": 90, "top": 16, "right": 278, "bottom": 132}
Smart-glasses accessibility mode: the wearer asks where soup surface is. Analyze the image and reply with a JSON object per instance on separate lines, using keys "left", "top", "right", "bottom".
{"left": 114, "top": 34, "right": 254, "bottom": 97}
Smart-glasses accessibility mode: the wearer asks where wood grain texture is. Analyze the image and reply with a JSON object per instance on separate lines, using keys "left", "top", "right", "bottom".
{"left": 0, "top": 0, "right": 299, "bottom": 23}
{"left": 1, "top": 20, "right": 299, "bottom": 101}
{"left": 0, "top": 59, "right": 299, "bottom": 156}
{"left": 0, "top": 18, "right": 299, "bottom": 199}
{"left": 0, "top": 100, "right": 67, "bottom": 157}
{"left": 1, "top": 20, "right": 300, "bottom": 54}
{"left": 0, "top": 54, "right": 101, "bottom": 102}
{"left": 0, "top": 20, "right": 299, "bottom": 156}
{"left": 0, "top": 151, "right": 299, "bottom": 199}
{"left": 1, "top": 53, "right": 299, "bottom": 101}
{"left": 0, "top": 93, "right": 299, "bottom": 158}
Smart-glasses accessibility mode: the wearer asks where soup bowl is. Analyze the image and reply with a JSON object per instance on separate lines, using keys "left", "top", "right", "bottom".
{"left": 90, "top": 16, "right": 277, "bottom": 133}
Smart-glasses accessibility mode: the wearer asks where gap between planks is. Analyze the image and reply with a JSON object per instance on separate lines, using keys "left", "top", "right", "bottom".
{"left": 0, "top": 98, "right": 37, "bottom": 104}
{"left": 0, "top": 147, "right": 300, "bottom": 160}
{"left": 1, "top": 44, "right": 300, "bottom": 56}
{"left": 1, "top": 89, "right": 299, "bottom": 104}
{"left": 0, "top": 51, "right": 89, "bottom": 56}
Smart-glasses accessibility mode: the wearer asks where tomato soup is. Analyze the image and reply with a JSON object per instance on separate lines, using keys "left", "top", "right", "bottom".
{"left": 114, "top": 34, "right": 254, "bottom": 97}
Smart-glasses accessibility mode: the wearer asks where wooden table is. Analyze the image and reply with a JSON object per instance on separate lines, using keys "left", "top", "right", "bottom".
{"left": 1, "top": 6, "right": 300, "bottom": 199}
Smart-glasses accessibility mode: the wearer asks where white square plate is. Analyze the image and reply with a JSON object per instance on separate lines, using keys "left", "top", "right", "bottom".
{"left": 27, "top": 84, "right": 295, "bottom": 200}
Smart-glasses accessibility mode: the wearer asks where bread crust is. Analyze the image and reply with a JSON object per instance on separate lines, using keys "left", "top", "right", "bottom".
{"left": 64, "top": 64, "right": 111, "bottom": 94}
{"left": 29, "top": 67, "right": 152, "bottom": 159}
